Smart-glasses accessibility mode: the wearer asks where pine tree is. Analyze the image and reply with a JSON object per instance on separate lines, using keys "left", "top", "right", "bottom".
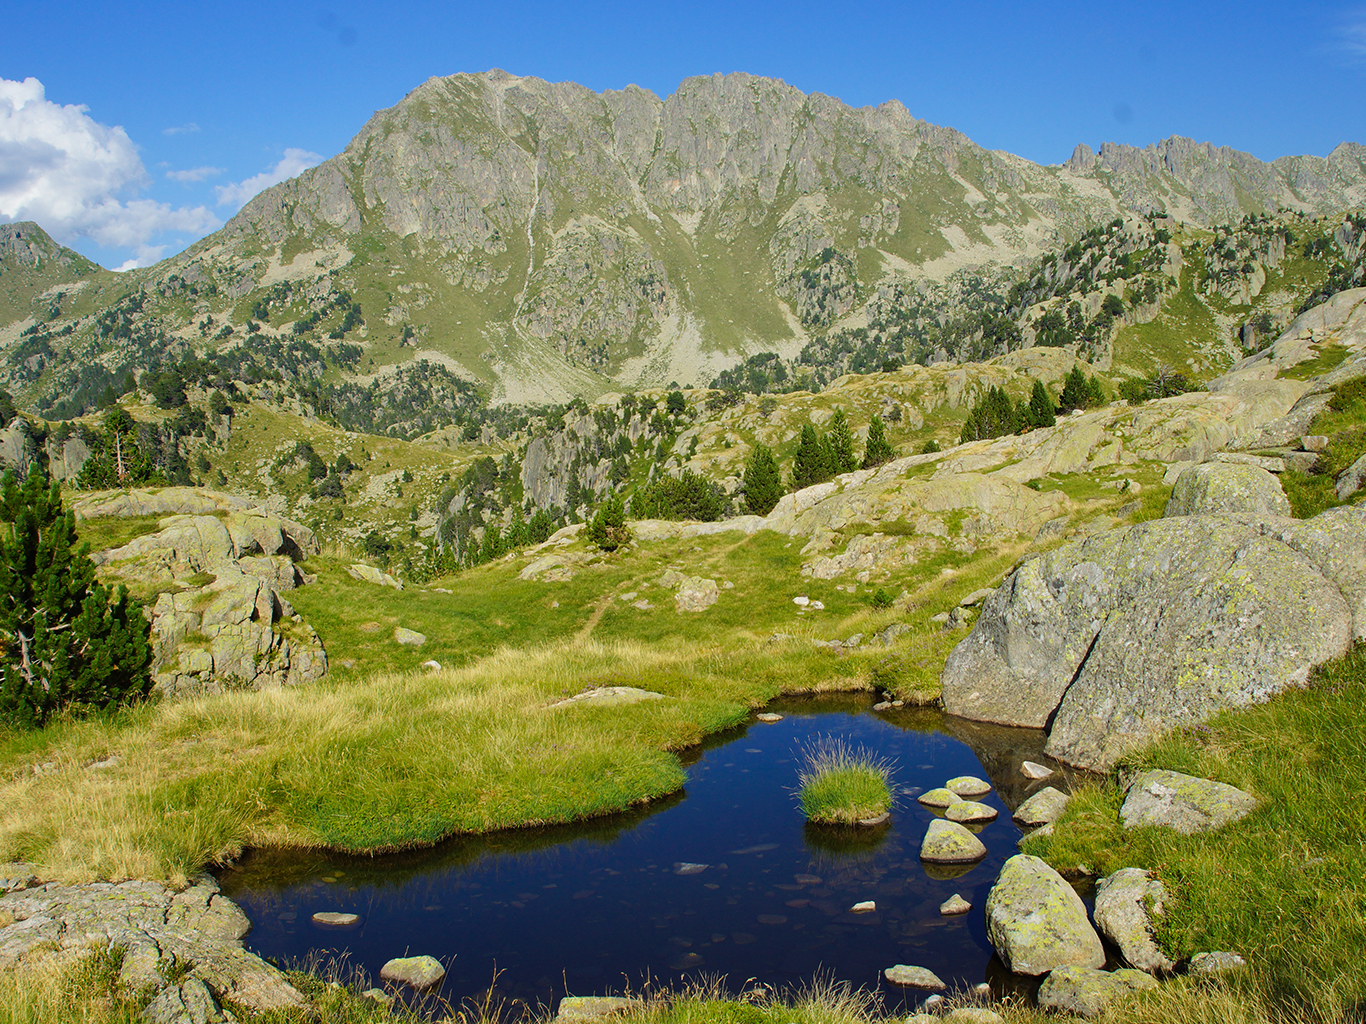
{"left": 1057, "top": 366, "right": 1089, "bottom": 413}
{"left": 827, "top": 408, "right": 859, "bottom": 474}
{"left": 1026, "top": 380, "right": 1056, "bottom": 429}
{"left": 861, "top": 414, "right": 895, "bottom": 468}
{"left": 586, "top": 493, "right": 630, "bottom": 551}
{"left": 742, "top": 443, "right": 784, "bottom": 515}
{"left": 0, "top": 467, "right": 152, "bottom": 728}
{"left": 791, "top": 424, "right": 827, "bottom": 490}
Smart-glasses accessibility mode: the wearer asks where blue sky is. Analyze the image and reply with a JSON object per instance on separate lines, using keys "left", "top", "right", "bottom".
{"left": 3, "top": 0, "right": 1365, "bottom": 271}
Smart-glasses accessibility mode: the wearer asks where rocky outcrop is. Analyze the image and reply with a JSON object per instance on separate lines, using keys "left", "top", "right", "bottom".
{"left": 81, "top": 490, "right": 327, "bottom": 698}
{"left": 984, "top": 855, "right": 1105, "bottom": 975}
{"left": 942, "top": 503, "right": 1366, "bottom": 769}
{"left": 0, "top": 874, "right": 305, "bottom": 1013}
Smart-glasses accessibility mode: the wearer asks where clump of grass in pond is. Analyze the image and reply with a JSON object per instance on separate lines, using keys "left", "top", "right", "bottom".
{"left": 796, "top": 738, "right": 893, "bottom": 825}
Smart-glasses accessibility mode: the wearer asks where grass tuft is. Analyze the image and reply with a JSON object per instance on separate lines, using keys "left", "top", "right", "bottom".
{"left": 795, "top": 738, "right": 893, "bottom": 825}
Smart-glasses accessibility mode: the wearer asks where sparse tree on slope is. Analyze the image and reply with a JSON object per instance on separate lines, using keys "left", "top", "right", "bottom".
{"left": 827, "top": 408, "right": 859, "bottom": 474}
{"left": 742, "top": 443, "right": 784, "bottom": 515}
{"left": 861, "top": 414, "right": 895, "bottom": 469}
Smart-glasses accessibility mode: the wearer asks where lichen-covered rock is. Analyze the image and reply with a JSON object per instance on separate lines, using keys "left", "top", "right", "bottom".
{"left": 942, "top": 505, "right": 1366, "bottom": 769}
{"left": 883, "top": 964, "right": 945, "bottom": 988}
{"left": 548, "top": 686, "right": 666, "bottom": 708}
{"left": 1190, "top": 951, "right": 1247, "bottom": 973}
{"left": 0, "top": 876, "right": 304, "bottom": 1011}
{"left": 916, "top": 787, "right": 963, "bottom": 809}
{"left": 674, "top": 575, "right": 719, "bottom": 612}
{"left": 919, "top": 819, "right": 987, "bottom": 863}
{"left": 379, "top": 955, "right": 445, "bottom": 989}
{"left": 1164, "top": 462, "right": 1290, "bottom": 517}
{"left": 1036, "top": 965, "right": 1157, "bottom": 1018}
{"left": 1093, "top": 868, "right": 1175, "bottom": 973}
{"left": 945, "top": 800, "right": 998, "bottom": 824}
{"left": 394, "top": 627, "right": 427, "bottom": 646}
{"left": 347, "top": 563, "right": 404, "bottom": 589}
{"left": 946, "top": 775, "right": 992, "bottom": 797}
{"left": 985, "top": 855, "right": 1104, "bottom": 975}
{"left": 143, "top": 977, "right": 228, "bottom": 1024}
{"left": 1338, "top": 453, "right": 1366, "bottom": 500}
{"left": 1013, "top": 787, "right": 1070, "bottom": 827}
{"left": 1120, "top": 770, "right": 1256, "bottom": 834}
{"left": 556, "top": 996, "right": 641, "bottom": 1021}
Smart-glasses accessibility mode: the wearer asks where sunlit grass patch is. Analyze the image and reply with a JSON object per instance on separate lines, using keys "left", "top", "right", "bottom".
{"left": 796, "top": 738, "right": 893, "bottom": 825}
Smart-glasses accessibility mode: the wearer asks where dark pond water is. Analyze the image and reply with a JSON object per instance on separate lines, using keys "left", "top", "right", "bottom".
{"left": 218, "top": 696, "right": 1079, "bottom": 1015}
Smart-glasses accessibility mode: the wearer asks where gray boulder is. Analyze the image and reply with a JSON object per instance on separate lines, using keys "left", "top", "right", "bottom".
{"left": 883, "top": 964, "right": 945, "bottom": 989}
{"left": 1036, "top": 965, "right": 1157, "bottom": 1018}
{"left": 1013, "top": 786, "right": 1069, "bottom": 827}
{"left": 379, "top": 955, "right": 446, "bottom": 989}
{"left": 1092, "top": 868, "right": 1175, "bottom": 973}
{"left": 1120, "top": 770, "right": 1256, "bottom": 834}
{"left": 984, "top": 855, "right": 1104, "bottom": 975}
{"left": 942, "top": 505, "right": 1366, "bottom": 769}
{"left": 919, "top": 819, "right": 987, "bottom": 863}
{"left": 1338, "top": 453, "right": 1366, "bottom": 500}
{"left": 1190, "top": 951, "right": 1247, "bottom": 973}
{"left": 675, "top": 576, "right": 719, "bottom": 612}
{"left": 1164, "top": 462, "right": 1290, "bottom": 517}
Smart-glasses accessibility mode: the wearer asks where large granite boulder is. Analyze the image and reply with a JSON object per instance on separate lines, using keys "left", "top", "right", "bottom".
{"left": 984, "top": 855, "right": 1104, "bottom": 975}
{"left": 1164, "top": 462, "right": 1290, "bottom": 517}
{"left": 942, "top": 504, "right": 1366, "bottom": 769}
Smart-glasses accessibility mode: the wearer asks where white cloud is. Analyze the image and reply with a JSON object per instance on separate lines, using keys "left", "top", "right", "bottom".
{"left": 0, "top": 76, "right": 220, "bottom": 258}
{"left": 162, "top": 122, "right": 201, "bottom": 136}
{"left": 166, "top": 165, "right": 223, "bottom": 183}
{"left": 214, "top": 148, "right": 323, "bottom": 211}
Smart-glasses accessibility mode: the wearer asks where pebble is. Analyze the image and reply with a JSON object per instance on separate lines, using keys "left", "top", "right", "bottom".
{"left": 420, "top": 660, "right": 442, "bottom": 671}
{"left": 850, "top": 901, "right": 877, "bottom": 913}
{"left": 793, "top": 596, "right": 810, "bottom": 606}
{"left": 756, "top": 712, "right": 784, "bottom": 722}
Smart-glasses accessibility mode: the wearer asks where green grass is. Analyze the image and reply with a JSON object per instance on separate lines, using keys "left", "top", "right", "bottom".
{"left": 1281, "top": 343, "right": 1349, "bottom": 381}
{"left": 796, "top": 738, "right": 892, "bottom": 825}
{"left": 1024, "top": 642, "right": 1366, "bottom": 1019}
{"left": 73, "top": 514, "right": 164, "bottom": 553}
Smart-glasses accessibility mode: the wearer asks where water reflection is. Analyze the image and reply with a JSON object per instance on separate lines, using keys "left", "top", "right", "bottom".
{"left": 218, "top": 695, "right": 1070, "bottom": 1014}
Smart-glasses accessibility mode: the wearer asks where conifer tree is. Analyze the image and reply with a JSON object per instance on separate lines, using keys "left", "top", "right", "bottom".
{"left": 861, "top": 414, "right": 895, "bottom": 468}
{"left": 586, "top": 493, "right": 630, "bottom": 551}
{"left": 0, "top": 467, "right": 152, "bottom": 727}
{"left": 742, "top": 443, "right": 784, "bottom": 515}
{"left": 1057, "top": 366, "right": 1089, "bottom": 413}
{"left": 1026, "top": 380, "right": 1056, "bottom": 429}
{"left": 790, "top": 424, "right": 830, "bottom": 490}
{"left": 827, "top": 408, "right": 859, "bottom": 474}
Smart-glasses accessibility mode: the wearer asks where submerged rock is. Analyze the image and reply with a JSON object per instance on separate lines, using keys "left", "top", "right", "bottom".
{"left": 1021, "top": 760, "right": 1054, "bottom": 780}
{"left": 1092, "top": 868, "right": 1175, "bottom": 973}
{"left": 939, "top": 893, "right": 972, "bottom": 916}
{"left": 985, "top": 854, "right": 1104, "bottom": 975}
{"left": 1120, "top": 770, "right": 1256, "bottom": 834}
{"left": 1036, "top": 965, "right": 1158, "bottom": 1018}
{"left": 557, "top": 996, "right": 641, "bottom": 1021}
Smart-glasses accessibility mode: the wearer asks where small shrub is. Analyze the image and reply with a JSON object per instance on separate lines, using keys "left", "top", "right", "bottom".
{"left": 919, "top": 439, "right": 942, "bottom": 454}
{"left": 869, "top": 587, "right": 893, "bottom": 610}
{"left": 796, "top": 738, "right": 893, "bottom": 825}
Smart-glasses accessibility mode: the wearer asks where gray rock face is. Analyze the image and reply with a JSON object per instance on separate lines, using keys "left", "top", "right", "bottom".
{"left": 1164, "top": 462, "right": 1290, "bottom": 517}
{"left": 1092, "top": 868, "right": 1175, "bottom": 973}
{"left": 1120, "top": 770, "right": 1256, "bottom": 834}
{"left": 984, "top": 855, "right": 1105, "bottom": 975}
{"left": 1013, "top": 787, "right": 1070, "bottom": 827}
{"left": 1337, "top": 453, "right": 1366, "bottom": 500}
{"left": 1036, "top": 965, "right": 1158, "bottom": 1018}
{"left": 144, "top": 978, "right": 231, "bottom": 1024}
{"left": 0, "top": 419, "right": 39, "bottom": 476}
{"left": 942, "top": 505, "right": 1366, "bottom": 769}
{"left": 0, "top": 876, "right": 303, "bottom": 1012}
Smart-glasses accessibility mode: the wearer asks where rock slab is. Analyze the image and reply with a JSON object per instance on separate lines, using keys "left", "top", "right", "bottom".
{"left": 1120, "top": 770, "right": 1256, "bottom": 834}
{"left": 985, "top": 854, "right": 1105, "bottom": 975}
{"left": 1036, "top": 965, "right": 1158, "bottom": 1018}
{"left": 1013, "top": 786, "right": 1070, "bottom": 827}
{"left": 1092, "top": 868, "right": 1174, "bottom": 973}
{"left": 1164, "top": 462, "right": 1290, "bottom": 517}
